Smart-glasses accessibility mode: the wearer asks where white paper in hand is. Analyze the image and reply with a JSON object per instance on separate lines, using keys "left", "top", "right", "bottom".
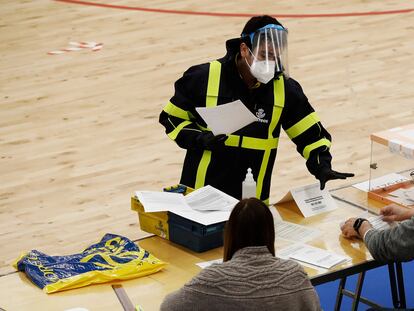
{"left": 196, "top": 100, "right": 257, "bottom": 135}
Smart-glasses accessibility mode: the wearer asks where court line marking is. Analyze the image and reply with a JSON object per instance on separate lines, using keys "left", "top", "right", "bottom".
{"left": 54, "top": 0, "right": 414, "bottom": 18}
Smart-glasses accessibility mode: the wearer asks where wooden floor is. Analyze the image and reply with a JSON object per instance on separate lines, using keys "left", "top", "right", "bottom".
{"left": 0, "top": 0, "right": 413, "bottom": 307}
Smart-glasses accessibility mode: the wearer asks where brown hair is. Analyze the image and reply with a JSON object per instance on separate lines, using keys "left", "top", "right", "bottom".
{"left": 223, "top": 198, "right": 275, "bottom": 262}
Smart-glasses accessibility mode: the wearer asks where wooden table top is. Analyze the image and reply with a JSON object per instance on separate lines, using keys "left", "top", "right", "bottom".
{"left": 0, "top": 187, "right": 390, "bottom": 311}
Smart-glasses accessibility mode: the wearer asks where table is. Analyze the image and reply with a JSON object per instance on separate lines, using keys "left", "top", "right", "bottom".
{"left": 0, "top": 186, "right": 407, "bottom": 311}
{"left": 122, "top": 191, "right": 405, "bottom": 310}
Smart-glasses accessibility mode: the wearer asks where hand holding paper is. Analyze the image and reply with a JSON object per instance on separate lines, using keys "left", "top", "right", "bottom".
{"left": 196, "top": 100, "right": 257, "bottom": 135}
{"left": 195, "top": 132, "right": 227, "bottom": 151}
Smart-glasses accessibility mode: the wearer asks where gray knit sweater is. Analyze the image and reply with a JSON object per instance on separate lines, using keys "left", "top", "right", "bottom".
{"left": 365, "top": 216, "right": 414, "bottom": 263}
{"left": 160, "top": 246, "right": 321, "bottom": 311}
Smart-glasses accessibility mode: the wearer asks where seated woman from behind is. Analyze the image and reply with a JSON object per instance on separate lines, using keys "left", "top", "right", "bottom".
{"left": 160, "top": 198, "right": 321, "bottom": 311}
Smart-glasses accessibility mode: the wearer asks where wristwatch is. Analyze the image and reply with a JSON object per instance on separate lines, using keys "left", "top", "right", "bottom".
{"left": 353, "top": 218, "right": 367, "bottom": 235}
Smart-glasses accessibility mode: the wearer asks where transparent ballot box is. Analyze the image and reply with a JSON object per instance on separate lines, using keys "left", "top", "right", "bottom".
{"left": 368, "top": 124, "right": 414, "bottom": 208}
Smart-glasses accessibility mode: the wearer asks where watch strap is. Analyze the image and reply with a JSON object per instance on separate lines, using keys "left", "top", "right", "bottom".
{"left": 353, "top": 218, "right": 367, "bottom": 235}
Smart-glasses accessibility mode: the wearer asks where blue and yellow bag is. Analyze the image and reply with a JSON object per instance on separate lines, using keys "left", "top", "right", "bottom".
{"left": 13, "top": 233, "right": 166, "bottom": 293}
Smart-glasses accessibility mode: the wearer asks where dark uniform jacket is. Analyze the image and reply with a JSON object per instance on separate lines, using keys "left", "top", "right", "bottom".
{"left": 159, "top": 38, "right": 332, "bottom": 202}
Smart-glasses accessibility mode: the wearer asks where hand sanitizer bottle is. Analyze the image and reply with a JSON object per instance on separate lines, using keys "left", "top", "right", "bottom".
{"left": 242, "top": 168, "right": 256, "bottom": 199}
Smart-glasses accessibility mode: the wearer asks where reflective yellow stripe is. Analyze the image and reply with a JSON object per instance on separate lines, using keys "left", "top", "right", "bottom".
{"left": 225, "top": 135, "right": 279, "bottom": 150}
{"left": 243, "top": 136, "right": 278, "bottom": 150}
{"left": 256, "top": 77, "right": 285, "bottom": 199}
{"left": 257, "top": 149, "right": 271, "bottom": 199}
{"left": 195, "top": 61, "right": 221, "bottom": 188}
{"left": 272, "top": 76, "right": 285, "bottom": 109}
{"left": 167, "top": 120, "right": 192, "bottom": 140}
{"left": 302, "top": 138, "right": 332, "bottom": 160}
{"left": 206, "top": 61, "right": 221, "bottom": 107}
{"left": 263, "top": 198, "right": 269, "bottom": 205}
{"left": 195, "top": 150, "right": 212, "bottom": 189}
{"left": 285, "top": 112, "right": 320, "bottom": 139}
{"left": 225, "top": 135, "right": 240, "bottom": 147}
{"left": 163, "top": 101, "right": 191, "bottom": 120}
{"left": 197, "top": 123, "right": 209, "bottom": 131}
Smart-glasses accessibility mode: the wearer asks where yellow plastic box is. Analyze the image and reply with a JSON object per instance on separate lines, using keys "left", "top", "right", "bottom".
{"left": 131, "top": 196, "right": 169, "bottom": 239}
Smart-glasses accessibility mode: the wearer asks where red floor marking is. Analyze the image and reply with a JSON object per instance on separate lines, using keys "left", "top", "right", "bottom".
{"left": 54, "top": 0, "right": 414, "bottom": 18}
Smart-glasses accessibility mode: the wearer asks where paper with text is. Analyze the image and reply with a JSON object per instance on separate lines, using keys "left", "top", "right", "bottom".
{"left": 278, "top": 244, "right": 350, "bottom": 269}
{"left": 367, "top": 215, "right": 393, "bottom": 231}
{"left": 196, "top": 100, "right": 257, "bottom": 135}
{"left": 357, "top": 210, "right": 395, "bottom": 230}
{"left": 352, "top": 173, "right": 410, "bottom": 192}
{"left": 388, "top": 188, "right": 414, "bottom": 206}
{"left": 339, "top": 211, "right": 394, "bottom": 231}
{"left": 184, "top": 185, "right": 238, "bottom": 212}
{"left": 136, "top": 185, "right": 238, "bottom": 225}
{"left": 288, "top": 183, "right": 338, "bottom": 217}
{"left": 134, "top": 191, "right": 188, "bottom": 213}
{"left": 275, "top": 220, "right": 321, "bottom": 243}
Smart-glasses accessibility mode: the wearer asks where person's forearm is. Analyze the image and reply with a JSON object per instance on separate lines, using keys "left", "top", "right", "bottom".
{"left": 359, "top": 221, "right": 373, "bottom": 240}
{"left": 364, "top": 218, "right": 414, "bottom": 262}
{"left": 403, "top": 209, "right": 414, "bottom": 220}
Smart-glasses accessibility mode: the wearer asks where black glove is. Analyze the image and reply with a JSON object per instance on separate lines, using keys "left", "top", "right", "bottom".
{"left": 195, "top": 132, "right": 227, "bottom": 151}
{"left": 306, "top": 149, "right": 354, "bottom": 190}
{"left": 316, "top": 167, "right": 354, "bottom": 190}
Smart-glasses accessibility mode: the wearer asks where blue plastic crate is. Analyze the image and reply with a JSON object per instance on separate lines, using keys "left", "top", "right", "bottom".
{"left": 168, "top": 212, "right": 226, "bottom": 252}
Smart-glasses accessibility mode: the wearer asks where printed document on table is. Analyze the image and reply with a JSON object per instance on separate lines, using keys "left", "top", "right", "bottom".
{"left": 358, "top": 210, "right": 395, "bottom": 230}
{"left": 403, "top": 188, "right": 414, "bottom": 201}
{"left": 388, "top": 188, "right": 414, "bottom": 206}
{"left": 195, "top": 100, "right": 257, "bottom": 135}
{"left": 367, "top": 215, "right": 393, "bottom": 230}
{"left": 339, "top": 211, "right": 394, "bottom": 231}
{"left": 289, "top": 183, "right": 338, "bottom": 217}
{"left": 352, "top": 173, "right": 410, "bottom": 192}
{"left": 278, "top": 244, "right": 350, "bottom": 269}
{"left": 184, "top": 185, "right": 238, "bottom": 212}
{"left": 275, "top": 220, "right": 321, "bottom": 243}
{"left": 134, "top": 191, "right": 189, "bottom": 213}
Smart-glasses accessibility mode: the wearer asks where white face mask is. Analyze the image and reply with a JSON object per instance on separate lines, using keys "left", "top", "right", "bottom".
{"left": 249, "top": 59, "right": 275, "bottom": 84}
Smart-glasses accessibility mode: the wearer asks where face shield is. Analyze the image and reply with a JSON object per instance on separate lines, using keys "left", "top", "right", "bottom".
{"left": 243, "top": 24, "right": 289, "bottom": 82}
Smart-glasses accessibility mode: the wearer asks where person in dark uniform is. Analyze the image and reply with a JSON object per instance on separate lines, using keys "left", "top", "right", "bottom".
{"left": 159, "top": 15, "right": 353, "bottom": 203}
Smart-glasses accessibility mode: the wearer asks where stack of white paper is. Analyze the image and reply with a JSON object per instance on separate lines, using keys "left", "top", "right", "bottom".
{"left": 339, "top": 212, "right": 393, "bottom": 232}
{"left": 367, "top": 215, "right": 392, "bottom": 231}
{"left": 135, "top": 185, "right": 239, "bottom": 225}
{"left": 134, "top": 191, "right": 188, "bottom": 213}
{"left": 275, "top": 220, "right": 321, "bottom": 243}
{"left": 388, "top": 188, "right": 414, "bottom": 206}
{"left": 278, "top": 244, "right": 349, "bottom": 269}
{"left": 404, "top": 188, "right": 414, "bottom": 201}
{"left": 184, "top": 185, "right": 238, "bottom": 212}
{"left": 352, "top": 173, "right": 410, "bottom": 192}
